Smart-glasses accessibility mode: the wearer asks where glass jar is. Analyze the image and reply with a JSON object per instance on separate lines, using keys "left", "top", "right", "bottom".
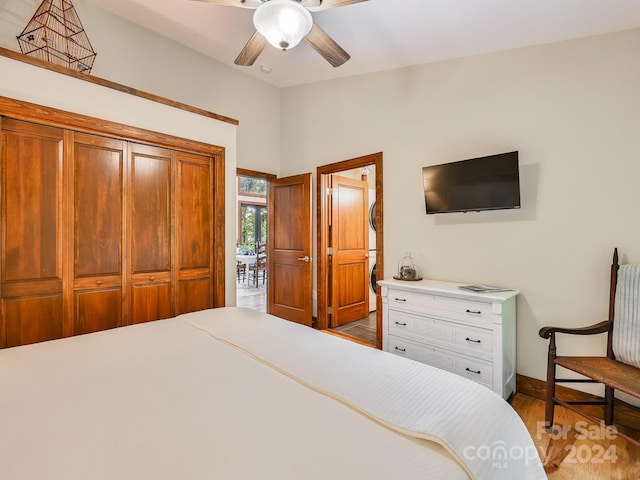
{"left": 397, "top": 252, "right": 418, "bottom": 280}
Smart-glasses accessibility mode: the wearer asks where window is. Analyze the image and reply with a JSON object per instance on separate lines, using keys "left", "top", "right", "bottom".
{"left": 239, "top": 204, "right": 267, "bottom": 253}
{"left": 239, "top": 177, "right": 268, "bottom": 196}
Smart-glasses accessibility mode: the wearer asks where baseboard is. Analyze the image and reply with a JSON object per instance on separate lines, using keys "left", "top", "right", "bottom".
{"left": 516, "top": 374, "right": 640, "bottom": 432}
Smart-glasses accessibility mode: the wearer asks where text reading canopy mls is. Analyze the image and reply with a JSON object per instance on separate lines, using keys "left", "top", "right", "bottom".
{"left": 422, "top": 151, "right": 521, "bottom": 214}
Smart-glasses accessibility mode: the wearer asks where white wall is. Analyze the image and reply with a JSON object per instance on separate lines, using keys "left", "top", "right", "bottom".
{"left": 280, "top": 29, "right": 640, "bottom": 384}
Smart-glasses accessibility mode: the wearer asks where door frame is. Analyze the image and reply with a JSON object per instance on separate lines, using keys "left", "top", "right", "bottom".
{"left": 316, "top": 152, "right": 383, "bottom": 348}
{"left": 235, "top": 168, "right": 277, "bottom": 303}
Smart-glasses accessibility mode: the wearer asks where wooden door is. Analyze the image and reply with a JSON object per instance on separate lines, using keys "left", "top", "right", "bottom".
{"left": 267, "top": 173, "right": 312, "bottom": 326}
{"left": 0, "top": 118, "right": 67, "bottom": 347}
{"left": 176, "top": 151, "right": 214, "bottom": 314}
{"left": 128, "top": 143, "right": 173, "bottom": 323}
{"left": 71, "top": 132, "right": 125, "bottom": 334}
{"left": 330, "top": 176, "right": 369, "bottom": 327}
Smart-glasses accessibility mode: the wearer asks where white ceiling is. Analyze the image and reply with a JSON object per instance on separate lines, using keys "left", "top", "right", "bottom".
{"left": 84, "top": 0, "right": 640, "bottom": 88}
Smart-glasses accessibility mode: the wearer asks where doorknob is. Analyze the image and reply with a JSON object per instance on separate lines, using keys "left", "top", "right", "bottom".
{"left": 297, "top": 256, "right": 311, "bottom": 262}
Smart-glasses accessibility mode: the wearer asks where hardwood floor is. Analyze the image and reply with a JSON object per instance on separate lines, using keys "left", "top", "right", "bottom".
{"left": 509, "top": 393, "right": 640, "bottom": 479}
{"left": 330, "top": 312, "right": 377, "bottom": 344}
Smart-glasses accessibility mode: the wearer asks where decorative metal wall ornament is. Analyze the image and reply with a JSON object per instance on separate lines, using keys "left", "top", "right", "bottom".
{"left": 17, "top": 0, "right": 97, "bottom": 73}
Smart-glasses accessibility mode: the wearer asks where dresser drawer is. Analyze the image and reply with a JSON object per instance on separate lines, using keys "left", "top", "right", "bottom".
{"left": 453, "top": 356, "right": 493, "bottom": 387}
{"left": 389, "top": 309, "right": 493, "bottom": 355}
{"left": 388, "top": 289, "right": 495, "bottom": 327}
{"left": 415, "top": 316, "right": 493, "bottom": 354}
{"left": 387, "top": 335, "right": 416, "bottom": 360}
{"left": 416, "top": 344, "right": 492, "bottom": 388}
{"left": 388, "top": 335, "right": 493, "bottom": 389}
{"left": 388, "top": 310, "right": 417, "bottom": 335}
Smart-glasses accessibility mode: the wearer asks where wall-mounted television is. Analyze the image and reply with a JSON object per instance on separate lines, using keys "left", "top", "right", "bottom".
{"left": 422, "top": 151, "right": 521, "bottom": 214}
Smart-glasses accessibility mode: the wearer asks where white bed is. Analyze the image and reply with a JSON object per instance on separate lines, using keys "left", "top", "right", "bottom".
{"left": 0, "top": 307, "right": 546, "bottom": 479}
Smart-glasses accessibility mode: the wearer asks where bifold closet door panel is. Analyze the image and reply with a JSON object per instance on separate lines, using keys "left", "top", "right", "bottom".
{"left": 0, "top": 118, "right": 66, "bottom": 347}
{"left": 71, "top": 133, "right": 125, "bottom": 334}
{"left": 175, "top": 151, "right": 214, "bottom": 315}
{"left": 128, "top": 143, "right": 173, "bottom": 324}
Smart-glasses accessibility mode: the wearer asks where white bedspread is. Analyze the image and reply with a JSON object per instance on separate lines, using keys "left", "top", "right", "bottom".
{"left": 0, "top": 307, "right": 546, "bottom": 479}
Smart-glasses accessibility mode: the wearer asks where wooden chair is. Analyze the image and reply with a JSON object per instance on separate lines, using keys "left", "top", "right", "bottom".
{"left": 539, "top": 248, "right": 640, "bottom": 445}
{"left": 249, "top": 243, "right": 267, "bottom": 287}
{"left": 236, "top": 260, "right": 246, "bottom": 283}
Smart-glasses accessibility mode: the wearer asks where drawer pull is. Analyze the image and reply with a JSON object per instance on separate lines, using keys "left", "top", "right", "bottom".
{"left": 394, "top": 321, "right": 407, "bottom": 326}
{"left": 465, "top": 337, "right": 481, "bottom": 344}
{"left": 95, "top": 280, "right": 103, "bottom": 286}
{"left": 394, "top": 298, "right": 407, "bottom": 302}
{"left": 466, "top": 309, "right": 481, "bottom": 315}
{"left": 465, "top": 367, "right": 481, "bottom": 375}
{"left": 394, "top": 346, "right": 407, "bottom": 352}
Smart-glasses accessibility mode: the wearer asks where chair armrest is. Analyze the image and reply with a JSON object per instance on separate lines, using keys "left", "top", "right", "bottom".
{"left": 539, "top": 321, "right": 611, "bottom": 339}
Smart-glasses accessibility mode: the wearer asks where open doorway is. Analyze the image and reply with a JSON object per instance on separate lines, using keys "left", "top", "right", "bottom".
{"left": 316, "top": 153, "right": 383, "bottom": 348}
{"left": 236, "top": 169, "right": 276, "bottom": 312}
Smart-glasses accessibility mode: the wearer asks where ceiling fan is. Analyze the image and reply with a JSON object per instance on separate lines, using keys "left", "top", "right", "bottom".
{"left": 196, "top": 0, "right": 368, "bottom": 67}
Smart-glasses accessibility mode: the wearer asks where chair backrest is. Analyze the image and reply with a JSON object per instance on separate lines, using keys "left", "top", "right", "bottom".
{"left": 255, "top": 243, "right": 267, "bottom": 269}
{"left": 612, "top": 263, "right": 640, "bottom": 368}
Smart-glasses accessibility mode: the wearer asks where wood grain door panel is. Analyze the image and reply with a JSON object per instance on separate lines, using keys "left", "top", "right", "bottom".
{"left": 176, "top": 152, "right": 213, "bottom": 313}
{"left": 330, "top": 176, "right": 369, "bottom": 327}
{"left": 129, "top": 143, "right": 173, "bottom": 323}
{"left": 272, "top": 262, "right": 306, "bottom": 311}
{"left": 72, "top": 133, "right": 125, "bottom": 331}
{"left": 130, "top": 144, "right": 171, "bottom": 273}
{"left": 73, "top": 135, "right": 124, "bottom": 277}
{"left": 131, "top": 282, "right": 172, "bottom": 324}
{"left": 178, "top": 278, "right": 212, "bottom": 314}
{"left": 268, "top": 173, "right": 312, "bottom": 326}
{"left": 4, "top": 294, "right": 64, "bottom": 348}
{"left": 74, "top": 288, "right": 122, "bottom": 334}
{"left": 177, "top": 154, "right": 211, "bottom": 270}
{"left": 2, "top": 127, "right": 61, "bottom": 281}
{"left": 334, "top": 261, "right": 368, "bottom": 321}
{"left": 1, "top": 119, "right": 66, "bottom": 347}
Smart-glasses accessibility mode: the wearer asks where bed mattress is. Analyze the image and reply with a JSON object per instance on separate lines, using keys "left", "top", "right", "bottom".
{"left": 0, "top": 307, "right": 546, "bottom": 479}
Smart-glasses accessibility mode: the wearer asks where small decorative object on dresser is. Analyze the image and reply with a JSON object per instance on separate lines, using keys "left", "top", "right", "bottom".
{"left": 393, "top": 252, "right": 423, "bottom": 281}
{"left": 379, "top": 278, "right": 519, "bottom": 399}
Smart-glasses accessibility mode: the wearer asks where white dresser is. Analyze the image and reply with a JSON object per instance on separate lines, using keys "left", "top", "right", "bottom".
{"left": 379, "top": 278, "right": 518, "bottom": 399}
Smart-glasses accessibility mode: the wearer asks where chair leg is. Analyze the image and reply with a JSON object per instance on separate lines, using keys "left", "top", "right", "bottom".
{"left": 544, "top": 338, "right": 557, "bottom": 431}
{"left": 604, "top": 386, "right": 614, "bottom": 425}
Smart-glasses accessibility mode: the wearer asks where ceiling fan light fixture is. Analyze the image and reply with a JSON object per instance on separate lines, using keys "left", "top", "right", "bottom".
{"left": 253, "top": 0, "right": 313, "bottom": 51}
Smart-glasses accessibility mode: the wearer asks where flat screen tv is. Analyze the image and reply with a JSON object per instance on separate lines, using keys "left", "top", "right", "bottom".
{"left": 422, "top": 151, "right": 520, "bottom": 214}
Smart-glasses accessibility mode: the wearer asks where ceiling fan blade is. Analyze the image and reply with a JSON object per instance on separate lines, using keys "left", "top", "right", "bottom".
{"left": 309, "top": 0, "right": 368, "bottom": 12}
{"left": 304, "top": 23, "right": 350, "bottom": 67}
{"left": 191, "top": 0, "right": 248, "bottom": 7}
{"left": 234, "top": 31, "right": 268, "bottom": 66}
{"left": 194, "top": 0, "right": 244, "bottom": 7}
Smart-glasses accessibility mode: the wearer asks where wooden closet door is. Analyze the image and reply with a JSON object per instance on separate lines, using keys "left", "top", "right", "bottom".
{"left": 0, "top": 118, "right": 66, "bottom": 348}
{"left": 71, "top": 133, "right": 125, "bottom": 335}
{"left": 176, "top": 151, "right": 213, "bottom": 314}
{"left": 128, "top": 143, "right": 173, "bottom": 323}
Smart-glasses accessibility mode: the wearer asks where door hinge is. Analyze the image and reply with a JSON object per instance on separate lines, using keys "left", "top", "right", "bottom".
{"left": 327, "top": 247, "right": 333, "bottom": 255}
{"left": 326, "top": 187, "right": 332, "bottom": 196}
{"left": 328, "top": 306, "right": 333, "bottom": 314}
